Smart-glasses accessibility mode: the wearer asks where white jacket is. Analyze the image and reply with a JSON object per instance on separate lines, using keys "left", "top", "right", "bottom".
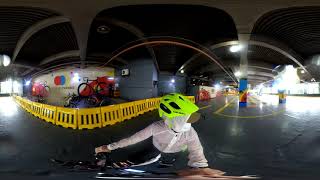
{"left": 107, "top": 120, "right": 208, "bottom": 168}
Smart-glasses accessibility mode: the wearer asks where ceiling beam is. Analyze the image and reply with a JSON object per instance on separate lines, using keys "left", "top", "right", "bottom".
{"left": 87, "top": 52, "right": 129, "bottom": 65}
{"left": 31, "top": 61, "right": 107, "bottom": 78}
{"left": 247, "top": 71, "right": 274, "bottom": 78}
{"left": 176, "top": 40, "right": 239, "bottom": 74}
{"left": 12, "top": 16, "right": 71, "bottom": 64}
{"left": 11, "top": 63, "right": 41, "bottom": 70}
{"left": 21, "top": 68, "right": 36, "bottom": 77}
{"left": 247, "top": 76, "right": 270, "bottom": 81}
{"left": 248, "top": 65, "right": 273, "bottom": 71}
{"left": 39, "top": 50, "right": 80, "bottom": 65}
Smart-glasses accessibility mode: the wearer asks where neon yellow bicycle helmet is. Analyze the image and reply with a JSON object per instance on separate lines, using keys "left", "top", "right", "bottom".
{"left": 159, "top": 93, "right": 199, "bottom": 119}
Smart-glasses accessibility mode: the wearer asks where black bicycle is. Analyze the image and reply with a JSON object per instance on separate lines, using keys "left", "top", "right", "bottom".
{"left": 51, "top": 153, "right": 259, "bottom": 179}
{"left": 64, "top": 93, "right": 81, "bottom": 108}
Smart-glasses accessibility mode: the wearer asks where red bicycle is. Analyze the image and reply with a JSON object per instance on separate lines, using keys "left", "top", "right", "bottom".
{"left": 77, "top": 77, "right": 108, "bottom": 97}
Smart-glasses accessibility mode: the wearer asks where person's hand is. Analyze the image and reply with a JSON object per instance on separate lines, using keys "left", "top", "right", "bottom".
{"left": 177, "top": 167, "right": 225, "bottom": 177}
{"left": 95, "top": 145, "right": 111, "bottom": 154}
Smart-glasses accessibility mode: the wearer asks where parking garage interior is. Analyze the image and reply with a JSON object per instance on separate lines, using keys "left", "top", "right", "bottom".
{"left": 1, "top": 1, "right": 320, "bottom": 180}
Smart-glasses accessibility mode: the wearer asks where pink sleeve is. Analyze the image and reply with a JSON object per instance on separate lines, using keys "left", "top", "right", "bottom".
{"left": 107, "top": 123, "right": 154, "bottom": 150}
{"left": 187, "top": 127, "right": 209, "bottom": 168}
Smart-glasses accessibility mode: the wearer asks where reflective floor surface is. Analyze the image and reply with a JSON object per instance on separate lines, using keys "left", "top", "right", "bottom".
{"left": 1, "top": 95, "right": 320, "bottom": 179}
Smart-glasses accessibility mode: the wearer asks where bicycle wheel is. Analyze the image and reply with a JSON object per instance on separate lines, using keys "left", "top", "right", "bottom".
{"left": 78, "top": 83, "right": 94, "bottom": 97}
{"left": 96, "top": 82, "right": 108, "bottom": 96}
{"left": 33, "top": 86, "right": 41, "bottom": 96}
{"left": 85, "top": 96, "right": 98, "bottom": 106}
{"left": 69, "top": 102, "right": 78, "bottom": 108}
{"left": 70, "top": 96, "right": 80, "bottom": 108}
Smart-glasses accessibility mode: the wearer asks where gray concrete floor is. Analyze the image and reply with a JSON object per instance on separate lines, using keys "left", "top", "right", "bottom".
{"left": 1, "top": 95, "right": 320, "bottom": 179}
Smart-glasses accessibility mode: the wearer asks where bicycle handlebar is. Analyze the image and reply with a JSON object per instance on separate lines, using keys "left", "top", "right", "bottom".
{"left": 95, "top": 152, "right": 135, "bottom": 169}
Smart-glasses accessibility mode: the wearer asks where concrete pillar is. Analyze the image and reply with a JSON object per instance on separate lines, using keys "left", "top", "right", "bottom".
{"left": 238, "top": 34, "right": 250, "bottom": 107}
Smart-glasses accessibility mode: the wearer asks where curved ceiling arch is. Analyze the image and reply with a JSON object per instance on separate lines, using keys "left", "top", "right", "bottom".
{"left": 12, "top": 16, "right": 71, "bottom": 63}
{"left": 15, "top": 22, "right": 79, "bottom": 66}
{"left": 252, "top": 6, "right": 320, "bottom": 58}
{"left": 0, "top": 6, "right": 60, "bottom": 57}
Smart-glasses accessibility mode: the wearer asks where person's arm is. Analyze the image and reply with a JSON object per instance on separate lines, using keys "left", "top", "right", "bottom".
{"left": 186, "top": 127, "right": 208, "bottom": 168}
{"left": 106, "top": 123, "right": 154, "bottom": 151}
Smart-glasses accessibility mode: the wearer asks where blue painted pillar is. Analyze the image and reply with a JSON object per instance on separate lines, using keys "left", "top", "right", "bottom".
{"left": 239, "top": 78, "right": 248, "bottom": 107}
{"left": 238, "top": 34, "right": 249, "bottom": 107}
{"left": 278, "top": 90, "right": 286, "bottom": 103}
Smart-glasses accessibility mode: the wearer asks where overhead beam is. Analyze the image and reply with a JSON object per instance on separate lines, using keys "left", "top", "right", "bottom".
{"left": 247, "top": 71, "right": 274, "bottom": 78}
{"left": 12, "top": 16, "right": 71, "bottom": 63}
{"left": 39, "top": 50, "right": 80, "bottom": 65}
{"left": 87, "top": 52, "right": 129, "bottom": 65}
{"left": 247, "top": 76, "right": 270, "bottom": 81}
{"left": 21, "top": 68, "right": 36, "bottom": 76}
{"left": 31, "top": 61, "right": 112, "bottom": 78}
{"left": 12, "top": 63, "right": 41, "bottom": 70}
{"left": 248, "top": 65, "right": 273, "bottom": 71}
{"left": 176, "top": 40, "right": 239, "bottom": 74}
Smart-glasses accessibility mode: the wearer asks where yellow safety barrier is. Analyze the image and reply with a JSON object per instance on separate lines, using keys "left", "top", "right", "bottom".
{"left": 13, "top": 95, "right": 195, "bottom": 130}
{"left": 19, "top": 98, "right": 24, "bottom": 108}
{"left": 21, "top": 98, "right": 28, "bottom": 109}
{"left": 146, "top": 98, "right": 157, "bottom": 111}
{"left": 120, "top": 102, "right": 137, "bottom": 121}
{"left": 101, "top": 105, "right": 122, "bottom": 126}
{"left": 135, "top": 99, "right": 148, "bottom": 115}
{"left": 41, "top": 104, "right": 57, "bottom": 124}
{"left": 14, "top": 97, "right": 20, "bottom": 105}
{"left": 31, "top": 102, "right": 43, "bottom": 118}
{"left": 77, "top": 107, "right": 102, "bottom": 130}
{"left": 16, "top": 96, "right": 22, "bottom": 106}
{"left": 154, "top": 98, "right": 161, "bottom": 108}
{"left": 24, "top": 99, "right": 33, "bottom": 113}
{"left": 56, "top": 107, "right": 77, "bottom": 129}
{"left": 187, "top": 96, "right": 195, "bottom": 103}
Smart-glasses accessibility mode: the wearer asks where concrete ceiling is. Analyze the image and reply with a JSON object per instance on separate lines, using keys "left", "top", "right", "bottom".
{"left": 0, "top": 0, "right": 319, "bottom": 85}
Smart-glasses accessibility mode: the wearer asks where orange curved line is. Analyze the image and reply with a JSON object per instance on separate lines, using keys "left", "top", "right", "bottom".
{"left": 102, "top": 40, "right": 236, "bottom": 83}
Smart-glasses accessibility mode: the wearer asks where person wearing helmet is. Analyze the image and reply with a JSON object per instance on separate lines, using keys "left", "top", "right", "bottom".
{"left": 95, "top": 93, "right": 224, "bottom": 176}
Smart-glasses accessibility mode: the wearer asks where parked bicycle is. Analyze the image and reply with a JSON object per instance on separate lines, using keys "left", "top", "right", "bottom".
{"left": 32, "top": 81, "right": 49, "bottom": 96}
{"left": 77, "top": 77, "right": 108, "bottom": 97}
{"left": 77, "top": 77, "right": 111, "bottom": 107}
{"left": 64, "top": 93, "right": 81, "bottom": 108}
{"left": 31, "top": 81, "right": 50, "bottom": 103}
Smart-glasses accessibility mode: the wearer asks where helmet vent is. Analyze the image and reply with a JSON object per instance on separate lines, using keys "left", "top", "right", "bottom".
{"left": 164, "top": 99, "right": 170, "bottom": 101}
{"left": 160, "top": 103, "right": 171, "bottom": 114}
{"left": 179, "top": 96, "right": 184, "bottom": 101}
{"left": 169, "top": 102, "right": 181, "bottom": 109}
